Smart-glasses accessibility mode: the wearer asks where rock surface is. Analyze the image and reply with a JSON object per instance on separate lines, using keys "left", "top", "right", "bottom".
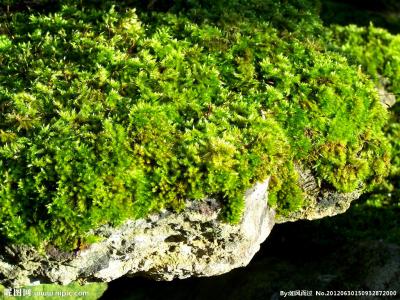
{"left": 276, "top": 165, "right": 362, "bottom": 223}
{"left": 0, "top": 180, "right": 275, "bottom": 287}
{"left": 378, "top": 87, "right": 396, "bottom": 108}
{"left": 100, "top": 223, "right": 400, "bottom": 300}
{"left": 0, "top": 163, "right": 369, "bottom": 287}
{"left": 378, "top": 76, "right": 397, "bottom": 108}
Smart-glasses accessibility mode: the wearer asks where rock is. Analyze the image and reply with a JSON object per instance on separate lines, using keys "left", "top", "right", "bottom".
{"left": 361, "top": 242, "right": 400, "bottom": 291}
{"left": 0, "top": 163, "right": 367, "bottom": 287}
{"left": 378, "top": 76, "right": 397, "bottom": 108}
{"left": 101, "top": 227, "right": 399, "bottom": 300}
{"left": 0, "top": 179, "right": 275, "bottom": 287}
{"left": 378, "top": 86, "right": 396, "bottom": 108}
{"left": 276, "top": 165, "right": 362, "bottom": 223}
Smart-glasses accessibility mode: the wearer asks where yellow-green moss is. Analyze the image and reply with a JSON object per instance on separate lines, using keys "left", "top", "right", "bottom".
{"left": 0, "top": 0, "right": 392, "bottom": 249}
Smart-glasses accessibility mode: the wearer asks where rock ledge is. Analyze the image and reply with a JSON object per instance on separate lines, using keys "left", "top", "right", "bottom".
{"left": 0, "top": 180, "right": 274, "bottom": 287}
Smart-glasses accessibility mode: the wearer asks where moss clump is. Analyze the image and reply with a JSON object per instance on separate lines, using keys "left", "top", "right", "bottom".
{"left": 326, "top": 24, "right": 400, "bottom": 95}
{"left": 0, "top": 0, "right": 391, "bottom": 249}
{"left": 325, "top": 20, "right": 400, "bottom": 219}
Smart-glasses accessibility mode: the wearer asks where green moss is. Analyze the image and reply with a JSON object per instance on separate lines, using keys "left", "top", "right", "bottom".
{"left": 325, "top": 21, "right": 400, "bottom": 194}
{"left": 0, "top": 0, "right": 392, "bottom": 249}
{"left": 268, "top": 162, "right": 304, "bottom": 217}
{"left": 326, "top": 24, "right": 400, "bottom": 94}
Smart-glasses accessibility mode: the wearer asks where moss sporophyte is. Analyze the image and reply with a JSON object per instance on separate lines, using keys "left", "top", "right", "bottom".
{"left": 0, "top": 0, "right": 395, "bottom": 250}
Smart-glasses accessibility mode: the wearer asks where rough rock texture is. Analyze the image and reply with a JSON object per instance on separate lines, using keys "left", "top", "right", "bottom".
{"left": 0, "top": 165, "right": 367, "bottom": 287}
{"left": 0, "top": 180, "right": 275, "bottom": 287}
{"left": 276, "top": 165, "right": 362, "bottom": 223}
{"left": 378, "top": 86, "right": 396, "bottom": 108}
{"left": 101, "top": 227, "right": 400, "bottom": 300}
{"left": 378, "top": 76, "right": 397, "bottom": 108}
{"left": 356, "top": 241, "right": 400, "bottom": 292}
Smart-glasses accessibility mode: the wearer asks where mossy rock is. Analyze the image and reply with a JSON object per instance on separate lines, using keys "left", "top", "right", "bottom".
{"left": 0, "top": 0, "right": 393, "bottom": 250}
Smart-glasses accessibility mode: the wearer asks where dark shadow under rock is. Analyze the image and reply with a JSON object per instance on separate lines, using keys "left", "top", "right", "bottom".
{"left": 101, "top": 209, "right": 400, "bottom": 300}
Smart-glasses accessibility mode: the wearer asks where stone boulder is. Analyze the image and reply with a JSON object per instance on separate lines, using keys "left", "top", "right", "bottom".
{"left": 0, "top": 180, "right": 275, "bottom": 286}
{"left": 0, "top": 165, "right": 371, "bottom": 287}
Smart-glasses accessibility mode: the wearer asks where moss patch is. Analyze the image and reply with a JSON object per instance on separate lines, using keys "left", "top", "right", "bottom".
{"left": 0, "top": 0, "right": 391, "bottom": 249}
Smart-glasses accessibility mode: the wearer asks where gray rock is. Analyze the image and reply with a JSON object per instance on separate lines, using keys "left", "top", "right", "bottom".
{"left": 378, "top": 87, "right": 396, "bottom": 108}
{"left": 276, "top": 165, "right": 362, "bottom": 223}
{"left": 0, "top": 179, "right": 275, "bottom": 287}
{"left": 0, "top": 164, "right": 367, "bottom": 287}
{"left": 361, "top": 242, "right": 400, "bottom": 292}
{"left": 378, "top": 76, "right": 397, "bottom": 108}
